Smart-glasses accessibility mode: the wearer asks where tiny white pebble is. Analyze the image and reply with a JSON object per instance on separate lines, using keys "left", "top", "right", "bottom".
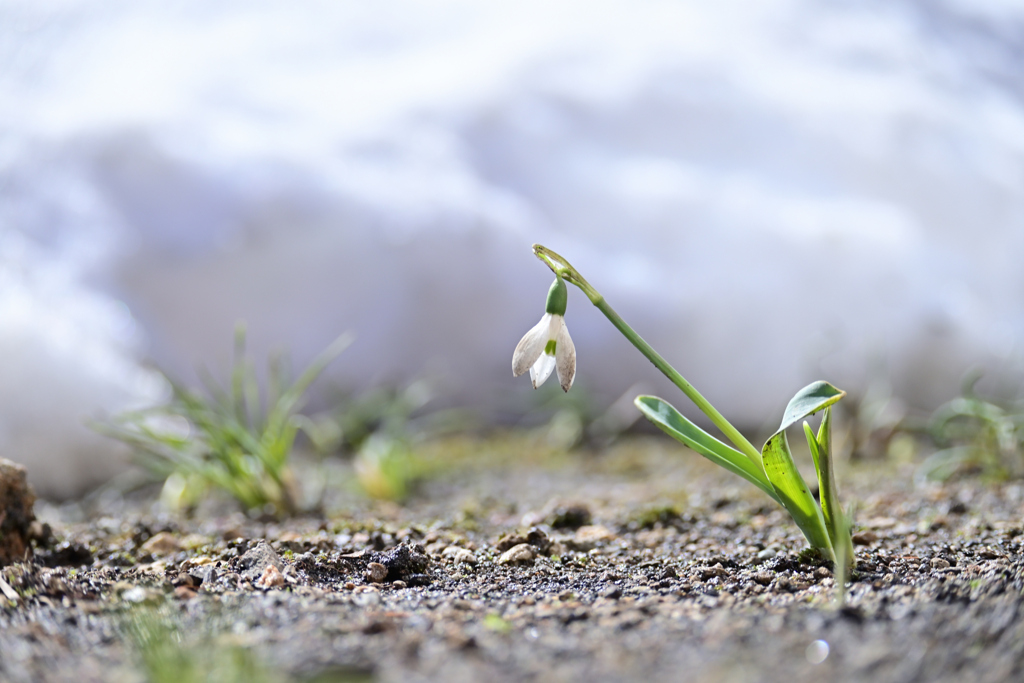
{"left": 806, "top": 639, "right": 829, "bottom": 664}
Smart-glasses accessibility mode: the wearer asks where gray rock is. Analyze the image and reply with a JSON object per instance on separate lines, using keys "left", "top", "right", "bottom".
{"left": 237, "top": 541, "right": 284, "bottom": 582}
{"left": 188, "top": 564, "right": 219, "bottom": 586}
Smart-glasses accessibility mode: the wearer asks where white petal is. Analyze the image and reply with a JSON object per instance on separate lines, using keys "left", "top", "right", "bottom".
{"left": 529, "top": 352, "right": 556, "bottom": 388}
{"left": 513, "top": 313, "right": 552, "bottom": 377}
{"left": 546, "top": 313, "right": 563, "bottom": 339}
{"left": 555, "top": 319, "right": 576, "bottom": 392}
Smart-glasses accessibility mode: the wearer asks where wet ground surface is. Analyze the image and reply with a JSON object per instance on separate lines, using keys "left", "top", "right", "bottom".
{"left": 2, "top": 436, "right": 1023, "bottom": 682}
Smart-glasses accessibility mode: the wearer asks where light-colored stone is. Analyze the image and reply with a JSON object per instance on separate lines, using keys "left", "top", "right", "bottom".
{"left": 498, "top": 543, "right": 536, "bottom": 565}
{"left": 365, "top": 562, "right": 388, "bottom": 583}
{"left": 142, "top": 532, "right": 183, "bottom": 556}
{"left": 441, "top": 546, "right": 477, "bottom": 565}
{"left": 570, "top": 525, "right": 615, "bottom": 551}
{"left": 121, "top": 586, "right": 162, "bottom": 604}
{"left": 256, "top": 564, "right": 286, "bottom": 588}
{"left": 0, "top": 575, "right": 19, "bottom": 602}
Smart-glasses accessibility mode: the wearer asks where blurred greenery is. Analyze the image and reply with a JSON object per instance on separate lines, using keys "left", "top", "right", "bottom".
{"left": 333, "top": 379, "right": 463, "bottom": 502}
{"left": 96, "top": 325, "right": 351, "bottom": 517}
{"left": 126, "top": 607, "right": 373, "bottom": 683}
{"left": 917, "top": 375, "right": 1024, "bottom": 483}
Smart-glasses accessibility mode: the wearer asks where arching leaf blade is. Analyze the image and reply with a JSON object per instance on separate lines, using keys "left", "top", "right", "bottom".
{"left": 635, "top": 395, "right": 781, "bottom": 504}
{"left": 778, "top": 381, "right": 846, "bottom": 433}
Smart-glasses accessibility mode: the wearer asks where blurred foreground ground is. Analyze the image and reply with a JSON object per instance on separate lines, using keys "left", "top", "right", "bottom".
{"left": 2, "top": 435, "right": 1022, "bottom": 683}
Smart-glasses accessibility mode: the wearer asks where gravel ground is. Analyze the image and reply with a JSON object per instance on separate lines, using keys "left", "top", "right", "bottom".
{"left": 2, "top": 436, "right": 1023, "bottom": 683}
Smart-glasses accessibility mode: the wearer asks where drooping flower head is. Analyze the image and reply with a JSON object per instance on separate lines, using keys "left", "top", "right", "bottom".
{"left": 512, "top": 276, "right": 576, "bottom": 392}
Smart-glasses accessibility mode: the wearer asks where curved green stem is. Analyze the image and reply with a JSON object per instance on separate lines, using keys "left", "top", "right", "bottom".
{"left": 532, "top": 244, "right": 762, "bottom": 463}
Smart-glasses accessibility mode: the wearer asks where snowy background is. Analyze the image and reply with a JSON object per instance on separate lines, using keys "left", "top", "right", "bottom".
{"left": 3, "top": 0, "right": 1024, "bottom": 496}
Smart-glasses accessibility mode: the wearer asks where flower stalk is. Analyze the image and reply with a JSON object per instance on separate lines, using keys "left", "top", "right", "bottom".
{"left": 531, "top": 244, "right": 761, "bottom": 462}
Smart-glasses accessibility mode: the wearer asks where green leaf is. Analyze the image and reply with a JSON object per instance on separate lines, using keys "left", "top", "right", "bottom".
{"left": 635, "top": 396, "right": 781, "bottom": 504}
{"left": 777, "top": 381, "right": 846, "bottom": 433}
{"left": 803, "top": 422, "right": 821, "bottom": 473}
{"left": 762, "top": 430, "right": 832, "bottom": 551}
{"left": 814, "top": 409, "right": 838, "bottom": 542}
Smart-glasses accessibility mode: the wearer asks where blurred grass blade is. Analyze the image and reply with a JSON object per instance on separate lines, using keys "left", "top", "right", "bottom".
{"left": 635, "top": 395, "right": 781, "bottom": 504}
{"left": 833, "top": 504, "right": 852, "bottom": 606}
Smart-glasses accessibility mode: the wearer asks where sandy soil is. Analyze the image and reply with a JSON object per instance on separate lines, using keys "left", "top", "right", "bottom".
{"left": 1, "top": 436, "right": 1022, "bottom": 683}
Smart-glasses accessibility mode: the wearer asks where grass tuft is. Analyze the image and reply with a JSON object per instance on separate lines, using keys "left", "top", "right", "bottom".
{"left": 96, "top": 325, "right": 351, "bottom": 517}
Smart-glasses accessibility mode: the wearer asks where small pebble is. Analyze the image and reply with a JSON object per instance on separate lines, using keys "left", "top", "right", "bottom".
{"left": 365, "top": 562, "right": 388, "bottom": 583}
{"left": 174, "top": 571, "right": 196, "bottom": 588}
{"left": 121, "top": 586, "right": 158, "bottom": 604}
{"left": 392, "top": 580, "right": 407, "bottom": 589}
{"left": 353, "top": 590, "right": 382, "bottom": 607}
{"left": 573, "top": 525, "right": 615, "bottom": 550}
{"left": 852, "top": 531, "right": 878, "bottom": 545}
{"left": 441, "top": 546, "right": 477, "bottom": 565}
{"left": 141, "top": 532, "right": 183, "bottom": 556}
{"left": 237, "top": 542, "right": 284, "bottom": 582}
{"left": 698, "top": 564, "right": 727, "bottom": 580}
{"left": 256, "top": 565, "right": 286, "bottom": 588}
{"left": 806, "top": 639, "right": 830, "bottom": 664}
{"left": 174, "top": 586, "right": 198, "bottom": 600}
{"left": 930, "top": 557, "right": 951, "bottom": 570}
{"left": 499, "top": 543, "right": 536, "bottom": 565}
{"left": 756, "top": 548, "right": 777, "bottom": 561}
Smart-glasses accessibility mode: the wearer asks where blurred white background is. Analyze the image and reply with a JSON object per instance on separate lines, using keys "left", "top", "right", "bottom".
{"left": 3, "top": 0, "right": 1024, "bottom": 495}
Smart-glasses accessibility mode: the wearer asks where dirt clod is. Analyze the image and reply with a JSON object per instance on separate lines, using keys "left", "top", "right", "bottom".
{"left": 0, "top": 459, "right": 35, "bottom": 567}
{"left": 547, "top": 502, "right": 593, "bottom": 529}
{"left": 853, "top": 530, "right": 879, "bottom": 545}
{"left": 370, "top": 542, "right": 430, "bottom": 582}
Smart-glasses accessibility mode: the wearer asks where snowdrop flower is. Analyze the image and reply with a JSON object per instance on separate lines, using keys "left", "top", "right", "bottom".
{"left": 513, "top": 276, "right": 576, "bottom": 392}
